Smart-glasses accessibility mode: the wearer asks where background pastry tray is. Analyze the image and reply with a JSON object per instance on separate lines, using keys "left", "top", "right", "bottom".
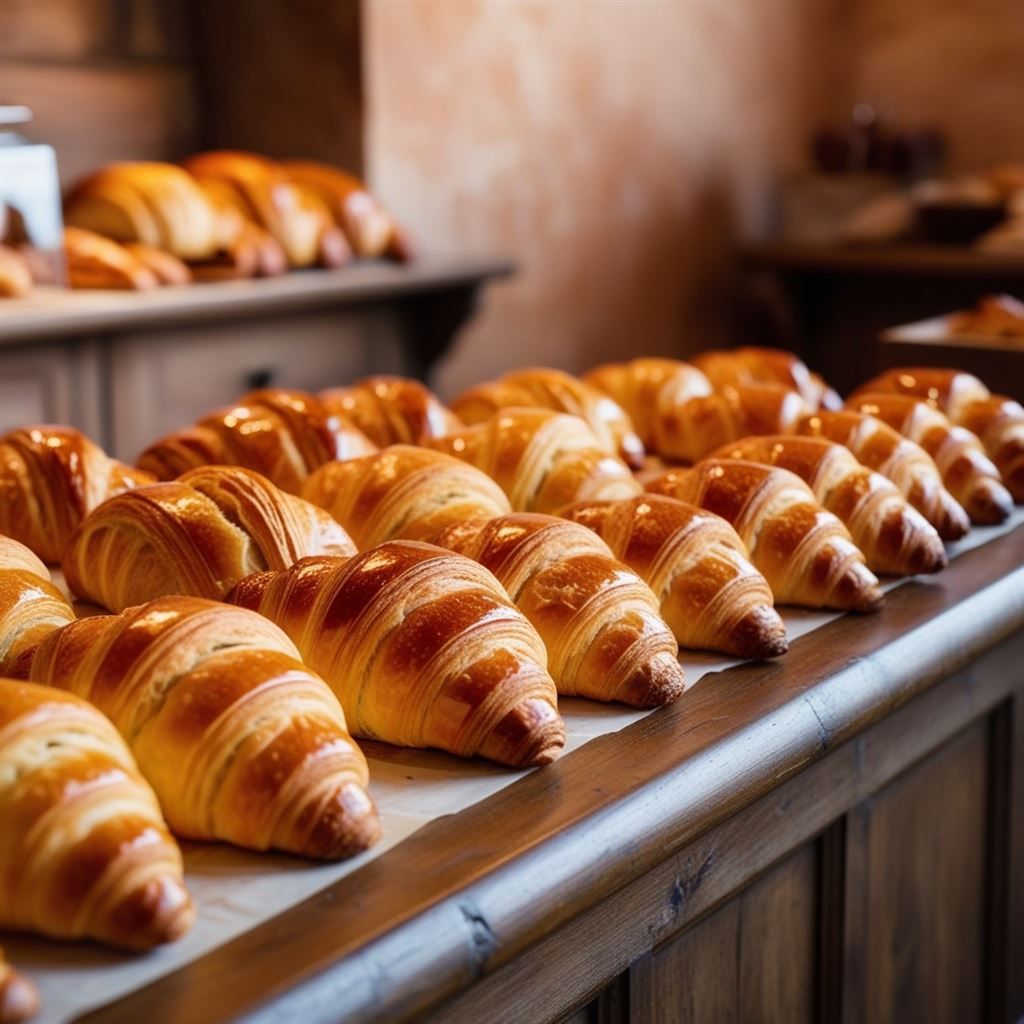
{"left": 8, "top": 507, "right": 1024, "bottom": 1024}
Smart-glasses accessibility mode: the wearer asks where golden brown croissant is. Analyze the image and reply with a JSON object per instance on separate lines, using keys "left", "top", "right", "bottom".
{"left": 63, "top": 465, "right": 356, "bottom": 612}
{"left": 0, "top": 568, "right": 76, "bottom": 678}
{"left": 319, "top": 376, "right": 462, "bottom": 447}
{"left": 647, "top": 460, "right": 883, "bottom": 611}
{"left": 0, "top": 678, "right": 194, "bottom": 948}
{"left": 852, "top": 367, "right": 1024, "bottom": 501}
{"left": 181, "top": 152, "right": 346, "bottom": 268}
{"left": 846, "top": 393, "right": 1013, "bottom": 523}
{"left": 64, "top": 162, "right": 226, "bottom": 260}
{"left": 0, "top": 949, "right": 38, "bottom": 1024}
{"left": 27, "top": 598, "right": 380, "bottom": 858}
{"left": 793, "top": 410, "right": 971, "bottom": 540}
{"left": 63, "top": 226, "right": 158, "bottom": 290}
{"left": 711, "top": 436, "right": 946, "bottom": 576}
{"left": 122, "top": 242, "right": 192, "bottom": 286}
{"left": 283, "top": 160, "right": 409, "bottom": 260}
{"left": 450, "top": 368, "right": 646, "bottom": 469}
{"left": 229, "top": 545, "right": 564, "bottom": 764}
{"left": 426, "top": 515, "right": 685, "bottom": 706}
{"left": 0, "top": 244, "right": 32, "bottom": 299}
{"left": 0, "top": 537, "right": 48, "bottom": 580}
{"left": 563, "top": 495, "right": 788, "bottom": 659}
{"left": 137, "top": 388, "right": 377, "bottom": 492}
{"left": 302, "top": 446, "right": 512, "bottom": 548}
{"left": 425, "top": 408, "right": 642, "bottom": 514}
{"left": 0, "top": 426, "right": 155, "bottom": 564}
{"left": 693, "top": 347, "right": 842, "bottom": 411}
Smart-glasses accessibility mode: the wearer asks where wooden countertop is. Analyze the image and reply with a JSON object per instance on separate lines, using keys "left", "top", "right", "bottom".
{"left": 82, "top": 522, "right": 1024, "bottom": 1024}
{"left": 0, "top": 256, "right": 515, "bottom": 347}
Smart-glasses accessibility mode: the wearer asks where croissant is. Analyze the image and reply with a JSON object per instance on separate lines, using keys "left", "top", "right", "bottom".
{"left": 63, "top": 465, "right": 356, "bottom": 612}
{"left": 450, "top": 368, "right": 646, "bottom": 469}
{"left": 0, "top": 568, "right": 76, "bottom": 678}
{"left": 64, "top": 162, "right": 226, "bottom": 260}
{"left": 647, "top": 460, "right": 883, "bottom": 611}
{"left": 0, "top": 426, "right": 155, "bottom": 564}
{"left": 63, "top": 226, "right": 157, "bottom": 290}
{"left": 693, "top": 346, "right": 842, "bottom": 411}
{"left": 425, "top": 408, "right": 642, "bottom": 514}
{"left": 793, "top": 410, "right": 971, "bottom": 540}
{"left": 563, "top": 495, "right": 788, "bottom": 659}
{"left": 852, "top": 368, "right": 1024, "bottom": 501}
{"left": 0, "top": 678, "right": 194, "bottom": 948}
{"left": 0, "top": 950, "right": 38, "bottom": 1024}
{"left": 846, "top": 393, "right": 1013, "bottom": 523}
{"left": 137, "top": 388, "right": 377, "bottom": 492}
{"left": 319, "top": 376, "right": 462, "bottom": 447}
{"left": 228, "top": 546, "right": 564, "bottom": 764}
{"left": 711, "top": 436, "right": 946, "bottom": 576}
{"left": 181, "top": 151, "right": 346, "bottom": 268}
{"left": 302, "top": 446, "right": 512, "bottom": 548}
{"left": 27, "top": 598, "right": 380, "bottom": 858}
{"left": 122, "top": 242, "right": 192, "bottom": 286}
{"left": 0, "top": 536, "right": 47, "bottom": 580}
{"left": 0, "top": 244, "right": 32, "bottom": 299}
{"left": 427, "top": 515, "right": 685, "bottom": 706}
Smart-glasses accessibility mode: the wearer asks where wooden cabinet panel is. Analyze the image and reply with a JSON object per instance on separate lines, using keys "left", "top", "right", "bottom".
{"left": 630, "top": 843, "right": 818, "bottom": 1024}
{"left": 858, "top": 722, "right": 988, "bottom": 1024}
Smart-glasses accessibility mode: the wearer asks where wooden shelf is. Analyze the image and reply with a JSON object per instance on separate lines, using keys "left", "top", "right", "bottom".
{"left": 0, "top": 256, "right": 515, "bottom": 347}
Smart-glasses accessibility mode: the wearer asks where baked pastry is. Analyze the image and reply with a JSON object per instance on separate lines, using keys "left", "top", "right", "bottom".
{"left": 283, "top": 160, "right": 408, "bottom": 260}
{"left": 564, "top": 495, "right": 788, "bottom": 659}
{"left": 852, "top": 368, "right": 1024, "bottom": 502}
{"left": 450, "top": 368, "right": 646, "bottom": 469}
{"left": 0, "top": 566, "right": 76, "bottom": 677}
{"left": 137, "top": 388, "right": 377, "bottom": 493}
{"left": 63, "top": 226, "right": 158, "bottom": 290}
{"left": 0, "top": 678, "right": 194, "bottom": 948}
{"left": 122, "top": 243, "right": 192, "bottom": 285}
{"left": 793, "top": 410, "right": 972, "bottom": 539}
{"left": 0, "top": 949, "right": 38, "bottom": 1024}
{"left": 182, "top": 152, "right": 346, "bottom": 268}
{"left": 63, "top": 465, "right": 356, "bottom": 612}
{"left": 229, "top": 546, "right": 564, "bottom": 764}
{"left": 0, "top": 245, "right": 32, "bottom": 299}
{"left": 0, "top": 537, "right": 48, "bottom": 580}
{"left": 186, "top": 193, "right": 289, "bottom": 280}
{"left": 711, "top": 436, "right": 946, "bottom": 576}
{"left": 302, "top": 446, "right": 511, "bottom": 549}
{"left": 847, "top": 393, "right": 1013, "bottom": 523}
{"left": 693, "top": 347, "right": 843, "bottom": 410}
{"left": 948, "top": 295, "right": 1024, "bottom": 338}
{"left": 647, "top": 460, "right": 883, "bottom": 611}
{"left": 426, "top": 408, "right": 642, "bottom": 514}
{"left": 0, "top": 426, "right": 155, "bottom": 564}
{"left": 27, "top": 597, "right": 380, "bottom": 858}
{"left": 427, "top": 515, "right": 685, "bottom": 706}
{"left": 319, "top": 377, "right": 462, "bottom": 447}
{"left": 64, "top": 162, "right": 226, "bottom": 260}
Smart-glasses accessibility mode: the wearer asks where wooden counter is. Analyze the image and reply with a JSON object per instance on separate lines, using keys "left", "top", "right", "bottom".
{"left": 84, "top": 522, "right": 1024, "bottom": 1024}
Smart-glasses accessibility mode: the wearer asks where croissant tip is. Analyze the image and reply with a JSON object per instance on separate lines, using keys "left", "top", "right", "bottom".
{"left": 965, "top": 487, "right": 1014, "bottom": 524}
{"left": 297, "top": 782, "right": 383, "bottom": 860}
{"left": 103, "top": 875, "right": 196, "bottom": 950}
{"left": 478, "top": 700, "right": 566, "bottom": 767}
{"left": 615, "top": 652, "right": 687, "bottom": 709}
{"left": 854, "top": 587, "right": 885, "bottom": 613}
{"left": 936, "top": 507, "right": 971, "bottom": 541}
{"left": 728, "top": 606, "right": 789, "bottom": 660}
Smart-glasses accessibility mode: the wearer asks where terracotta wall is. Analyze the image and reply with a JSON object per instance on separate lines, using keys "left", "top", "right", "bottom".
{"left": 365, "top": 0, "right": 1024, "bottom": 395}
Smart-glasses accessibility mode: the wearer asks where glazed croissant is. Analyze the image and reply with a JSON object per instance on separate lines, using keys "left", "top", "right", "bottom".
{"left": 0, "top": 567, "right": 76, "bottom": 677}
{"left": 137, "top": 388, "right": 377, "bottom": 493}
{"left": 711, "top": 436, "right": 946, "bottom": 576}
{"left": 319, "top": 376, "right": 462, "bottom": 447}
{"left": 427, "top": 515, "right": 685, "bottom": 707}
{"left": 647, "top": 460, "right": 883, "bottom": 611}
{"left": 852, "top": 368, "right": 1024, "bottom": 502}
{"left": 63, "top": 465, "right": 356, "bottom": 612}
{"left": 564, "top": 495, "right": 788, "bottom": 659}
{"left": 846, "top": 393, "right": 1013, "bottom": 524}
{"left": 0, "top": 678, "right": 194, "bottom": 948}
{"left": 793, "top": 410, "right": 971, "bottom": 540}
{"left": 0, "top": 949, "right": 38, "bottom": 1024}
{"left": 450, "top": 367, "right": 646, "bottom": 469}
{"left": 302, "top": 446, "right": 512, "bottom": 549}
{"left": 27, "top": 598, "right": 380, "bottom": 858}
{"left": 228, "top": 546, "right": 565, "bottom": 765}
{"left": 426, "top": 408, "right": 642, "bottom": 514}
{"left": 692, "top": 346, "right": 842, "bottom": 411}
{"left": 0, "top": 426, "right": 155, "bottom": 564}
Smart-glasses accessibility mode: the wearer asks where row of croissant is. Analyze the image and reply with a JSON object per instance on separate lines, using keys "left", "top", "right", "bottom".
{"left": 0, "top": 152, "right": 408, "bottom": 298}
{"left": 1, "top": 349, "right": 1022, "bottom": 1006}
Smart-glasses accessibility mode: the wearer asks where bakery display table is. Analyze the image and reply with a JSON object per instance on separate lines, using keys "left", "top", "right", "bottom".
{"left": 741, "top": 242, "right": 1024, "bottom": 395}
{"left": 70, "top": 519, "right": 1023, "bottom": 1024}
